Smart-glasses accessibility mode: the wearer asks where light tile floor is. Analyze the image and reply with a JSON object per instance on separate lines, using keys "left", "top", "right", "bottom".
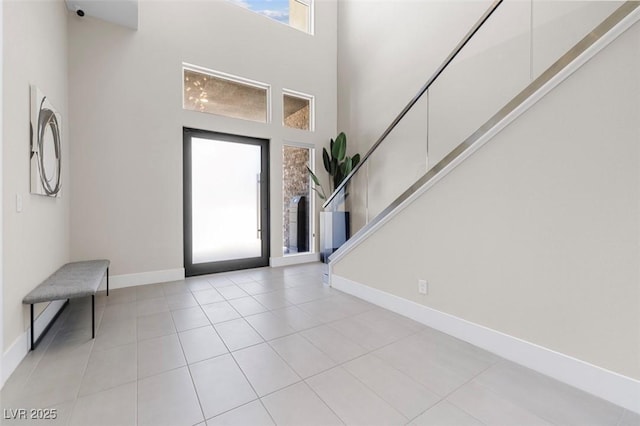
{"left": 1, "top": 263, "right": 638, "bottom": 425}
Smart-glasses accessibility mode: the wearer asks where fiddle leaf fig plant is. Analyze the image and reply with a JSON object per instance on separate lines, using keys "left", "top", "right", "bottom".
{"left": 307, "top": 132, "right": 361, "bottom": 200}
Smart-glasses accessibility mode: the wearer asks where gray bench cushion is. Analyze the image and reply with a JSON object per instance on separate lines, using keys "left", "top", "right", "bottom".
{"left": 23, "top": 260, "right": 110, "bottom": 304}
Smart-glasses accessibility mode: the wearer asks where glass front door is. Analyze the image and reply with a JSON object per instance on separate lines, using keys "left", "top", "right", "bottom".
{"left": 184, "top": 128, "right": 269, "bottom": 275}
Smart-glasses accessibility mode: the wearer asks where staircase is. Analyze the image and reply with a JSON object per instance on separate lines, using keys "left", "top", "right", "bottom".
{"left": 322, "top": 0, "right": 639, "bottom": 268}
{"left": 320, "top": 0, "right": 640, "bottom": 414}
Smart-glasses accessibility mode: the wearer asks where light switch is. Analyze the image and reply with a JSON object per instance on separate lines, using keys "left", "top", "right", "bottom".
{"left": 16, "top": 193, "right": 23, "bottom": 213}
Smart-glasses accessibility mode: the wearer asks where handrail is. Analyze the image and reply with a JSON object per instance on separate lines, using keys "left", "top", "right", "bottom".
{"left": 327, "top": 0, "right": 640, "bottom": 263}
{"left": 323, "top": 0, "right": 504, "bottom": 209}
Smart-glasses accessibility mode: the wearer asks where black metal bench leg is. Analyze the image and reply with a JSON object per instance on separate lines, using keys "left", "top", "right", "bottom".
{"left": 106, "top": 267, "right": 109, "bottom": 296}
{"left": 28, "top": 300, "right": 69, "bottom": 351}
{"left": 92, "top": 295, "right": 95, "bottom": 339}
{"left": 30, "top": 304, "right": 34, "bottom": 351}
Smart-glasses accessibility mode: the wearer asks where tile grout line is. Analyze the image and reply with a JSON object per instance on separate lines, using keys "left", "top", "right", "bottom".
{"left": 256, "top": 395, "right": 279, "bottom": 425}
{"left": 263, "top": 378, "right": 346, "bottom": 426}
{"left": 201, "top": 398, "right": 264, "bottom": 424}
{"left": 171, "top": 306, "right": 207, "bottom": 426}
{"left": 3, "top": 266, "right": 322, "bottom": 423}
{"left": 405, "top": 361, "right": 495, "bottom": 425}
{"left": 222, "top": 332, "right": 277, "bottom": 424}
{"left": 61, "top": 300, "right": 101, "bottom": 425}
{"left": 11, "top": 263, "right": 626, "bottom": 424}
{"left": 477, "top": 359, "right": 588, "bottom": 426}
{"left": 262, "top": 306, "right": 427, "bottom": 423}
{"left": 442, "top": 398, "right": 489, "bottom": 426}
{"left": 204, "top": 283, "right": 336, "bottom": 424}
{"left": 341, "top": 349, "right": 439, "bottom": 419}
{"left": 14, "top": 264, "right": 504, "bottom": 426}
{"left": 303, "top": 327, "right": 428, "bottom": 421}
{"left": 217, "top": 302, "right": 339, "bottom": 421}
{"left": 183, "top": 294, "right": 276, "bottom": 425}
{"left": 451, "top": 372, "right": 559, "bottom": 426}
{"left": 7, "top": 304, "right": 75, "bottom": 399}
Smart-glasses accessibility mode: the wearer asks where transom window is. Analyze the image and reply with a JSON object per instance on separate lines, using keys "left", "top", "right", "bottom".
{"left": 228, "top": 0, "right": 313, "bottom": 34}
{"left": 283, "top": 90, "right": 314, "bottom": 131}
{"left": 183, "top": 65, "right": 270, "bottom": 123}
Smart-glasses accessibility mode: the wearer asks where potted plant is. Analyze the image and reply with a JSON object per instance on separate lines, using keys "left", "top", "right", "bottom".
{"left": 307, "top": 132, "right": 360, "bottom": 200}
{"left": 307, "top": 132, "right": 360, "bottom": 262}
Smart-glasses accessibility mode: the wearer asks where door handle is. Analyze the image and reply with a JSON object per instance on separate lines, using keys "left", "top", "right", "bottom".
{"left": 257, "top": 173, "right": 261, "bottom": 239}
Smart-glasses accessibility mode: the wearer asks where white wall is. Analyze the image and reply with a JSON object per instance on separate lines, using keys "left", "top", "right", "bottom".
{"left": 68, "top": 0, "right": 337, "bottom": 277}
{"left": 333, "top": 19, "right": 640, "bottom": 380}
{"left": 2, "top": 0, "right": 70, "bottom": 353}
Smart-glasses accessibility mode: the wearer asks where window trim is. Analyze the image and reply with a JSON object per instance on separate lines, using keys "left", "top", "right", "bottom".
{"left": 282, "top": 88, "right": 315, "bottom": 132}
{"left": 182, "top": 63, "right": 272, "bottom": 123}
{"left": 295, "top": 0, "right": 314, "bottom": 35}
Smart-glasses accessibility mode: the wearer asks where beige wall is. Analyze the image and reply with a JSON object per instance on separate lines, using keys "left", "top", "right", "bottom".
{"left": 68, "top": 1, "right": 337, "bottom": 276}
{"left": 429, "top": 0, "right": 623, "bottom": 168}
{"left": 336, "top": 0, "right": 492, "bottom": 232}
{"left": 3, "top": 0, "right": 70, "bottom": 352}
{"left": 336, "top": 0, "right": 622, "bottom": 236}
{"left": 334, "top": 21, "right": 640, "bottom": 379}
{"left": 337, "top": 0, "right": 492, "bottom": 156}
{"left": 337, "top": 0, "right": 622, "bottom": 158}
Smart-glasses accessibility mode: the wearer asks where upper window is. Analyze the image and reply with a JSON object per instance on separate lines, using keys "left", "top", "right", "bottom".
{"left": 183, "top": 65, "right": 270, "bottom": 123}
{"left": 283, "top": 90, "right": 313, "bottom": 131}
{"left": 228, "top": 0, "right": 313, "bottom": 34}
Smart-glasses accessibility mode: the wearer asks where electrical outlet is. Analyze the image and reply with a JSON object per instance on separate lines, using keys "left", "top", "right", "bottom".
{"left": 418, "top": 279, "right": 428, "bottom": 295}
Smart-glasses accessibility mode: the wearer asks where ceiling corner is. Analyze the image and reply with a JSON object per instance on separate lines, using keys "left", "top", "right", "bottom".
{"left": 65, "top": 0, "right": 139, "bottom": 30}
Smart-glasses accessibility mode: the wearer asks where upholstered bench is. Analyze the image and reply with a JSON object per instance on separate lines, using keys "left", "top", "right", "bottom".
{"left": 22, "top": 260, "right": 110, "bottom": 350}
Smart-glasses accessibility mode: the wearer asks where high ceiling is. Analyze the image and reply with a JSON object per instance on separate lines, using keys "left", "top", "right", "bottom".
{"left": 65, "top": 0, "right": 138, "bottom": 30}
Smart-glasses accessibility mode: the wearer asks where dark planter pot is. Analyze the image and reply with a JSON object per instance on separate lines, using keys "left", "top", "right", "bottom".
{"left": 319, "top": 211, "right": 350, "bottom": 263}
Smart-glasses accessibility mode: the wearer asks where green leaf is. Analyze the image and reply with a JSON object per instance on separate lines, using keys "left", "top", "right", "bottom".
{"left": 330, "top": 158, "right": 338, "bottom": 176}
{"left": 344, "top": 157, "right": 353, "bottom": 176}
{"left": 334, "top": 169, "right": 344, "bottom": 189}
{"left": 352, "top": 153, "right": 361, "bottom": 168}
{"left": 310, "top": 132, "right": 360, "bottom": 198}
{"left": 307, "top": 166, "right": 326, "bottom": 199}
{"left": 306, "top": 166, "right": 321, "bottom": 186}
{"left": 322, "top": 148, "right": 331, "bottom": 174}
{"left": 332, "top": 132, "right": 346, "bottom": 161}
{"left": 311, "top": 186, "right": 326, "bottom": 200}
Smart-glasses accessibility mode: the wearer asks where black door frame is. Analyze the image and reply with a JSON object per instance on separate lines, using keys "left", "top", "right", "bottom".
{"left": 183, "top": 127, "right": 270, "bottom": 276}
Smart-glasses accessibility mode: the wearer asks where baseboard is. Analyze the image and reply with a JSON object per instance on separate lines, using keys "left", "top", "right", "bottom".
{"left": 331, "top": 274, "right": 640, "bottom": 414}
{"left": 105, "top": 268, "right": 185, "bottom": 290}
{"left": 2, "top": 268, "right": 185, "bottom": 388}
{"left": 2, "top": 333, "right": 26, "bottom": 388}
{"left": 2, "top": 299, "right": 66, "bottom": 387}
{"left": 270, "top": 253, "right": 320, "bottom": 267}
